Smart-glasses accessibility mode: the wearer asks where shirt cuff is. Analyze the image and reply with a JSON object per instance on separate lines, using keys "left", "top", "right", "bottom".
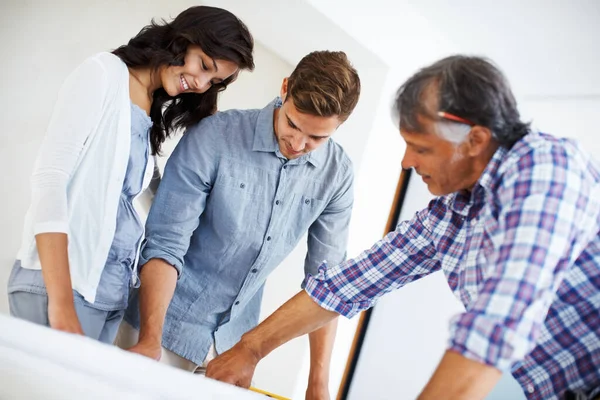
{"left": 304, "top": 263, "right": 372, "bottom": 319}
{"left": 139, "top": 248, "right": 183, "bottom": 278}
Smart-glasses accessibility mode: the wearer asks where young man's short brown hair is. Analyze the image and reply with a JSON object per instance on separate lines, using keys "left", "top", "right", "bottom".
{"left": 286, "top": 51, "right": 361, "bottom": 122}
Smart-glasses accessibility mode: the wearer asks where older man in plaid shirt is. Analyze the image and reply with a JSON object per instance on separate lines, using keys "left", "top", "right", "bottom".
{"left": 206, "top": 56, "right": 600, "bottom": 400}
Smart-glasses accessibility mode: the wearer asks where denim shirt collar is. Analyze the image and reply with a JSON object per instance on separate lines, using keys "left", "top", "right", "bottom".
{"left": 252, "top": 97, "right": 327, "bottom": 168}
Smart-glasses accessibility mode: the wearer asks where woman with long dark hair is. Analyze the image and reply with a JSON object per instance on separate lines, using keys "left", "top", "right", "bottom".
{"left": 7, "top": 6, "right": 254, "bottom": 344}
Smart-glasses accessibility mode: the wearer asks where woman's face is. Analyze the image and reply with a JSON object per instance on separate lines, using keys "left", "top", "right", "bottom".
{"left": 161, "top": 45, "right": 239, "bottom": 96}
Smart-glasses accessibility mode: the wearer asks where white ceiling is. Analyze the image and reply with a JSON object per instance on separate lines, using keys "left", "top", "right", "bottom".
{"left": 206, "top": 0, "right": 387, "bottom": 70}
{"left": 307, "top": 0, "right": 600, "bottom": 98}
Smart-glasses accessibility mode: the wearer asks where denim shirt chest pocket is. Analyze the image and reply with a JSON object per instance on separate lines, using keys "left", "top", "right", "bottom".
{"left": 208, "top": 158, "right": 271, "bottom": 241}
{"left": 283, "top": 178, "right": 328, "bottom": 246}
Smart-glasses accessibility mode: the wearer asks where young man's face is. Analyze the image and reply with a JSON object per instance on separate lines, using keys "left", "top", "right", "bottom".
{"left": 400, "top": 114, "right": 483, "bottom": 196}
{"left": 274, "top": 78, "right": 341, "bottom": 160}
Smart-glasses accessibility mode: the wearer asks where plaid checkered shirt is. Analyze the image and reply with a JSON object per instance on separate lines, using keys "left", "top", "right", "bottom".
{"left": 305, "top": 132, "right": 600, "bottom": 399}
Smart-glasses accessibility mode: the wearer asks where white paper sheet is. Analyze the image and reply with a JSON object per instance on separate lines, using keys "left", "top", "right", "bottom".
{"left": 0, "top": 314, "right": 264, "bottom": 400}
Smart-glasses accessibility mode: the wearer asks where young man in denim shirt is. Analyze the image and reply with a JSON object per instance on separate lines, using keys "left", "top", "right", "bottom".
{"left": 118, "top": 51, "right": 361, "bottom": 400}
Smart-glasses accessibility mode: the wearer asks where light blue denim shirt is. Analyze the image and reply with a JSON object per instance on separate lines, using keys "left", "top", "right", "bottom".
{"left": 8, "top": 102, "right": 150, "bottom": 311}
{"left": 124, "top": 98, "right": 354, "bottom": 364}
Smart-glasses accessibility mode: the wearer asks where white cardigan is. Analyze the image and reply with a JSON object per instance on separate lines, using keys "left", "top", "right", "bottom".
{"left": 18, "top": 52, "right": 155, "bottom": 303}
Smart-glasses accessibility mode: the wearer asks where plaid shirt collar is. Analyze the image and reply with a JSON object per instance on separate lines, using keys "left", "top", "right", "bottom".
{"left": 446, "top": 144, "right": 509, "bottom": 217}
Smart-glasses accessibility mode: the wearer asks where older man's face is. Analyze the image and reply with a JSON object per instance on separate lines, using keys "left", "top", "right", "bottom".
{"left": 400, "top": 114, "right": 480, "bottom": 196}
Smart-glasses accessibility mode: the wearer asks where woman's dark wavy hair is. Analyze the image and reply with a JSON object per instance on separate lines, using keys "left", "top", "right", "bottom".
{"left": 112, "top": 6, "right": 254, "bottom": 154}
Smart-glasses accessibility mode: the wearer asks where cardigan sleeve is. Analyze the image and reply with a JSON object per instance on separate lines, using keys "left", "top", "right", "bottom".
{"left": 30, "top": 56, "right": 109, "bottom": 234}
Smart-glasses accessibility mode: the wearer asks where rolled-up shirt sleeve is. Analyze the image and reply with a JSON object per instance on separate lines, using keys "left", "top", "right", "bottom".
{"left": 448, "top": 147, "right": 598, "bottom": 371}
{"left": 139, "top": 118, "right": 220, "bottom": 275}
{"left": 305, "top": 202, "right": 441, "bottom": 318}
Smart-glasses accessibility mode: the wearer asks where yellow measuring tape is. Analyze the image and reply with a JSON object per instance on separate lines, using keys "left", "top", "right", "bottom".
{"left": 248, "top": 386, "right": 291, "bottom": 400}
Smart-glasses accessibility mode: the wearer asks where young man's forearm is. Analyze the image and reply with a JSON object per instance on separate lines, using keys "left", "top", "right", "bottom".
{"left": 136, "top": 258, "right": 178, "bottom": 345}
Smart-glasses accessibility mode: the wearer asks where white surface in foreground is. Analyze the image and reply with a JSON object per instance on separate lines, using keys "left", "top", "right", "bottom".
{"left": 0, "top": 313, "right": 264, "bottom": 400}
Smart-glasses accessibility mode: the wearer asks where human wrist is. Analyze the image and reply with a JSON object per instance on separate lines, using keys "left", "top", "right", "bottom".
{"left": 308, "top": 368, "right": 330, "bottom": 387}
{"left": 47, "top": 290, "right": 75, "bottom": 310}
{"left": 239, "top": 333, "right": 265, "bottom": 362}
{"left": 137, "top": 326, "right": 163, "bottom": 347}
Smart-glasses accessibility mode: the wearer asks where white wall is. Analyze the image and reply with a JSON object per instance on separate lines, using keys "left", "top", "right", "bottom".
{"left": 307, "top": 0, "right": 600, "bottom": 99}
{"left": 520, "top": 96, "right": 600, "bottom": 154}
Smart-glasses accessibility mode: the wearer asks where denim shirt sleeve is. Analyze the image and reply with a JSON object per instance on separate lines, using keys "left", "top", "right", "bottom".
{"left": 302, "top": 161, "right": 354, "bottom": 288}
{"left": 139, "top": 118, "right": 219, "bottom": 275}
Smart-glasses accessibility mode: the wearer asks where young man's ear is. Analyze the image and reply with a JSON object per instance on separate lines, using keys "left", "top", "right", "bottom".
{"left": 280, "top": 77, "right": 289, "bottom": 101}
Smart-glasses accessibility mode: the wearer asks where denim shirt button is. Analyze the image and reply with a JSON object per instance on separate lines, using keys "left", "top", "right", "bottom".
{"left": 234, "top": 301, "right": 240, "bottom": 305}
{"left": 251, "top": 268, "right": 258, "bottom": 273}
{"left": 266, "top": 236, "right": 271, "bottom": 241}
{"left": 275, "top": 200, "right": 280, "bottom": 205}
{"left": 240, "top": 183, "right": 245, "bottom": 189}
{"left": 305, "top": 199, "right": 310, "bottom": 205}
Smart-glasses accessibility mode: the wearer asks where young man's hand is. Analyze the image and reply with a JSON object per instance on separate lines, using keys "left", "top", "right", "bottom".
{"left": 127, "top": 340, "right": 162, "bottom": 361}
